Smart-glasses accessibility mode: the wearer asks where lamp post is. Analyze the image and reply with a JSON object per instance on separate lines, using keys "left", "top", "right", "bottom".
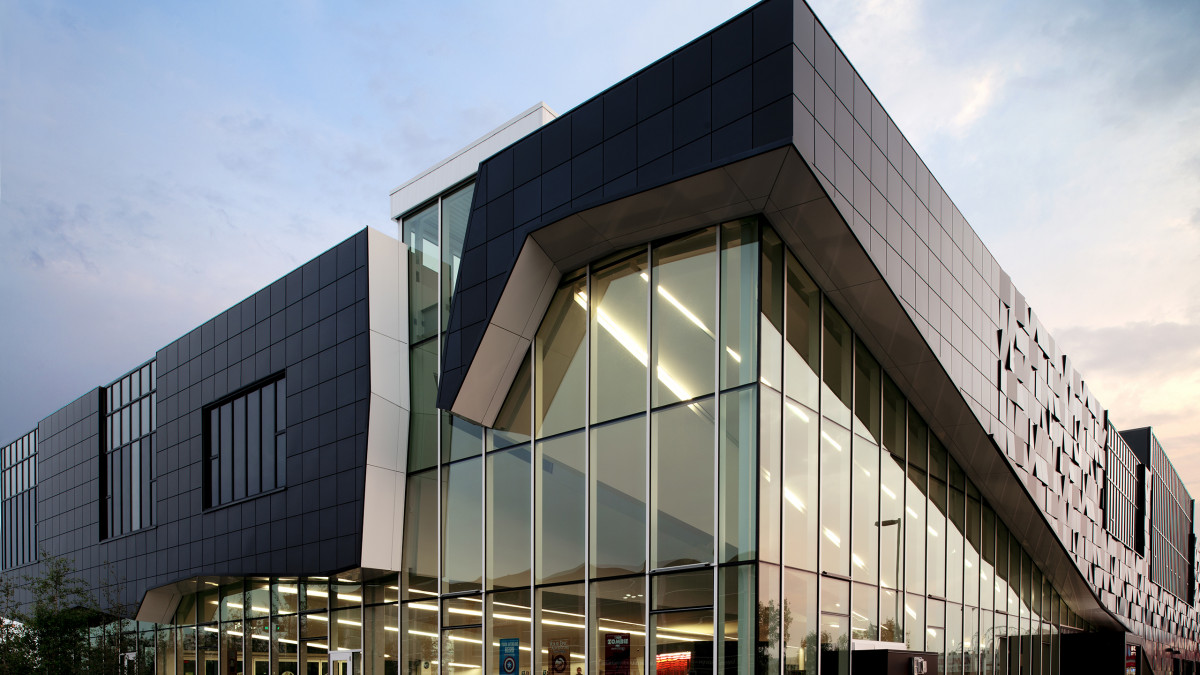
{"left": 876, "top": 518, "right": 902, "bottom": 642}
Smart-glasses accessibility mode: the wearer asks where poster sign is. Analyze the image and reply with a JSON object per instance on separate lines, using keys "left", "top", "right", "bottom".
{"left": 500, "top": 638, "right": 519, "bottom": 675}
{"left": 549, "top": 638, "right": 570, "bottom": 674}
{"left": 604, "top": 632, "right": 630, "bottom": 675}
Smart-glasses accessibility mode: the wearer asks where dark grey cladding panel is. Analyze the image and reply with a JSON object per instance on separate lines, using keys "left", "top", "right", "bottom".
{"left": 7, "top": 230, "right": 373, "bottom": 616}
{"left": 151, "top": 229, "right": 370, "bottom": 586}
{"left": 438, "top": 0, "right": 804, "bottom": 410}
{"left": 1120, "top": 426, "right": 1152, "bottom": 465}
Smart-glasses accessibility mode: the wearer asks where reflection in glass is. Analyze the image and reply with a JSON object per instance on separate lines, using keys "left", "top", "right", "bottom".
{"left": 965, "top": 497, "right": 981, "bottom": 609}
{"left": 331, "top": 607, "right": 362, "bottom": 651}
{"left": 783, "top": 568, "right": 817, "bottom": 675}
{"left": 489, "top": 590, "right": 532, "bottom": 675}
{"left": 442, "top": 627, "right": 483, "bottom": 675}
{"left": 851, "top": 436, "right": 879, "bottom": 583}
{"left": 442, "top": 413, "right": 483, "bottom": 462}
{"left": 405, "top": 203, "right": 439, "bottom": 344}
{"left": 853, "top": 339, "right": 880, "bottom": 443}
{"left": 818, "top": 615, "right": 848, "bottom": 675}
{"left": 490, "top": 351, "right": 532, "bottom": 451}
{"left": 784, "top": 253, "right": 820, "bottom": 409}
{"left": 965, "top": 606, "right": 979, "bottom": 675}
{"left": 850, "top": 582, "right": 877, "bottom": 641}
{"left": 409, "top": 340, "right": 439, "bottom": 472}
{"left": 652, "top": 229, "right": 716, "bottom": 407}
{"left": 364, "top": 604, "right": 398, "bottom": 675}
{"left": 760, "top": 228, "right": 784, "bottom": 390}
{"left": 156, "top": 627, "right": 175, "bottom": 675}
{"left": 592, "top": 416, "right": 647, "bottom": 577}
{"left": 821, "top": 300, "right": 852, "bottom": 428}
{"left": 402, "top": 601, "right": 438, "bottom": 675}
{"left": 880, "top": 448, "right": 905, "bottom": 594}
{"left": 487, "top": 447, "right": 532, "bottom": 590}
{"left": 537, "top": 275, "right": 587, "bottom": 438}
{"left": 927, "top": 477, "right": 947, "bottom": 599}
{"left": 537, "top": 585, "right": 585, "bottom": 675}
{"left": 221, "top": 581, "right": 245, "bottom": 622}
{"left": 177, "top": 626, "right": 196, "bottom": 675}
{"left": 537, "top": 431, "right": 585, "bottom": 584}
{"left": 784, "top": 398, "right": 818, "bottom": 571}
{"left": 819, "top": 422, "right": 850, "bottom": 577}
{"left": 946, "top": 603, "right": 962, "bottom": 675}
{"left": 442, "top": 596, "right": 483, "bottom": 629}
{"left": 720, "top": 387, "right": 757, "bottom": 564}
{"left": 906, "top": 432, "right": 928, "bottom": 596}
{"left": 759, "top": 387, "right": 781, "bottom": 564}
{"left": 403, "top": 470, "right": 439, "bottom": 598}
{"left": 590, "top": 250, "right": 648, "bottom": 424}
{"left": 591, "top": 577, "right": 646, "bottom": 675}
{"left": 441, "top": 183, "right": 474, "bottom": 331}
{"left": 652, "top": 398, "right": 715, "bottom": 569}
{"left": 653, "top": 568, "right": 713, "bottom": 611}
{"left": 926, "top": 599, "right": 945, "bottom": 670}
{"left": 881, "top": 376, "right": 905, "bottom": 459}
{"left": 880, "top": 588, "right": 902, "bottom": 643}
{"left": 718, "top": 564, "right": 755, "bottom": 675}
{"left": 197, "top": 624, "right": 218, "bottom": 675}
{"left": 651, "top": 610, "right": 714, "bottom": 674}
{"left": 995, "top": 519, "right": 1010, "bottom": 615}
{"left": 758, "top": 563, "right": 781, "bottom": 675}
{"left": 442, "top": 457, "right": 482, "bottom": 593}
{"left": 947, "top": 488, "right": 965, "bottom": 604}
{"left": 721, "top": 219, "right": 759, "bottom": 390}
{"left": 246, "top": 580, "right": 270, "bottom": 619}
{"left": 904, "top": 593, "right": 924, "bottom": 651}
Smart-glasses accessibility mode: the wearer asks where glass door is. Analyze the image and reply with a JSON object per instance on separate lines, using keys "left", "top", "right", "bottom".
{"left": 329, "top": 650, "right": 360, "bottom": 675}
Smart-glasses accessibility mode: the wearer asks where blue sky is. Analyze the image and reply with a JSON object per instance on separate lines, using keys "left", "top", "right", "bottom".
{"left": 3, "top": 0, "right": 1199, "bottom": 492}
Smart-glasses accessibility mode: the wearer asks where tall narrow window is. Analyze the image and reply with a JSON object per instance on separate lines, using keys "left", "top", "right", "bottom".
{"left": 1, "top": 430, "right": 37, "bottom": 569}
{"left": 104, "top": 360, "right": 157, "bottom": 539}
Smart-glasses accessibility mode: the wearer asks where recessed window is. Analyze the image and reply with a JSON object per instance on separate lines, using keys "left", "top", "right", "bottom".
{"left": 204, "top": 375, "right": 286, "bottom": 508}
{"left": 105, "top": 360, "right": 156, "bottom": 538}
{"left": 1, "top": 430, "right": 37, "bottom": 569}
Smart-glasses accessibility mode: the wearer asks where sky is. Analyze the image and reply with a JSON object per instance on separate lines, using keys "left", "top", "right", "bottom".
{"left": 2, "top": 0, "right": 1198, "bottom": 492}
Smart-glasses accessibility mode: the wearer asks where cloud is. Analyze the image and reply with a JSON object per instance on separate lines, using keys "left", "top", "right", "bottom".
{"left": 1058, "top": 319, "right": 1200, "bottom": 494}
{"left": 950, "top": 69, "right": 1003, "bottom": 136}
{"left": 1058, "top": 321, "right": 1200, "bottom": 379}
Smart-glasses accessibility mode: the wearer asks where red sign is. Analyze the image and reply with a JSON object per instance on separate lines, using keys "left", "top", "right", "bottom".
{"left": 604, "top": 633, "right": 630, "bottom": 675}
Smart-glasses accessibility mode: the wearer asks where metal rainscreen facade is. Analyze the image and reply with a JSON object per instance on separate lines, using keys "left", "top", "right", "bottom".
{"left": 1, "top": 231, "right": 375, "bottom": 613}
{"left": 1, "top": 1, "right": 1200, "bottom": 674}
{"left": 1124, "top": 427, "right": 1197, "bottom": 605}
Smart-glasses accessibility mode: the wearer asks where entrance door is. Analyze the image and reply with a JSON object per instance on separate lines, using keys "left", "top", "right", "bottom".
{"left": 329, "top": 650, "right": 361, "bottom": 675}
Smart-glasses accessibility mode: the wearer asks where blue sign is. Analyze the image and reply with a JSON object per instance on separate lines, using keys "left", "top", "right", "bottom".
{"left": 500, "top": 638, "right": 519, "bottom": 675}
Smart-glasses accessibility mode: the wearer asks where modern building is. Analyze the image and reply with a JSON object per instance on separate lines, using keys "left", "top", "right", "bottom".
{"left": 2, "top": 1, "right": 1197, "bottom": 674}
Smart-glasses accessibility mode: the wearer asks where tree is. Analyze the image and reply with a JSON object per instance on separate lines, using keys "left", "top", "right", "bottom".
{"left": 0, "top": 552, "right": 129, "bottom": 675}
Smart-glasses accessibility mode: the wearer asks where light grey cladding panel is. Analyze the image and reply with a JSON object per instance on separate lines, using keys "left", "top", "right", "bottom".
{"left": 363, "top": 228, "right": 409, "bottom": 570}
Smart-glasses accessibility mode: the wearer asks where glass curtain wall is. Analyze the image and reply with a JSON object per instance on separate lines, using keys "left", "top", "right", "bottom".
{"left": 398, "top": 215, "right": 1089, "bottom": 675}
{"left": 112, "top": 576, "right": 397, "bottom": 675}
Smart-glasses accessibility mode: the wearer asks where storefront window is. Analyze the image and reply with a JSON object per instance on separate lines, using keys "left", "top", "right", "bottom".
{"left": 536, "top": 274, "right": 587, "bottom": 438}
{"left": 651, "top": 398, "right": 715, "bottom": 569}
{"left": 590, "top": 250, "right": 649, "bottom": 424}
{"left": 591, "top": 416, "right": 647, "bottom": 577}
{"left": 536, "top": 432, "right": 585, "bottom": 584}
{"left": 651, "top": 228, "right": 717, "bottom": 407}
{"left": 488, "top": 447, "right": 532, "bottom": 590}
